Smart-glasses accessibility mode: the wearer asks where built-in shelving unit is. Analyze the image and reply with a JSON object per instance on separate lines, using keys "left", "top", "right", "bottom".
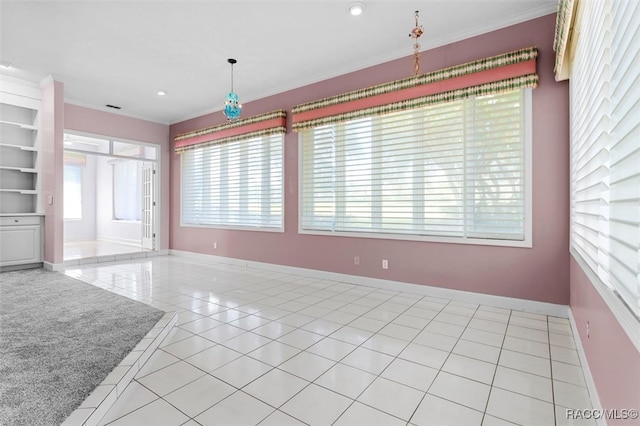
{"left": 0, "top": 95, "right": 41, "bottom": 213}
{"left": 0, "top": 76, "right": 43, "bottom": 270}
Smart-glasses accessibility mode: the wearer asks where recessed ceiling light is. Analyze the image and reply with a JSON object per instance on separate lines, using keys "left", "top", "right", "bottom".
{"left": 0, "top": 60, "right": 14, "bottom": 69}
{"left": 348, "top": 2, "right": 365, "bottom": 16}
{"left": 157, "top": 90, "right": 167, "bottom": 96}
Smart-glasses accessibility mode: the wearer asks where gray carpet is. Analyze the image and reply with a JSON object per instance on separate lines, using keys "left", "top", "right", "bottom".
{"left": 0, "top": 268, "right": 165, "bottom": 426}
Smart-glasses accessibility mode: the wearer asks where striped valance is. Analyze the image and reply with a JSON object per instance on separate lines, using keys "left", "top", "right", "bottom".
{"left": 554, "top": 0, "right": 578, "bottom": 81}
{"left": 292, "top": 47, "right": 538, "bottom": 131}
{"left": 174, "top": 109, "right": 286, "bottom": 154}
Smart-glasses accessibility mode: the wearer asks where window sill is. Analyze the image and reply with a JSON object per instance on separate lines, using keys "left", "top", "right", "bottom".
{"left": 298, "top": 228, "right": 532, "bottom": 248}
{"left": 571, "top": 249, "right": 640, "bottom": 353}
{"left": 180, "top": 223, "right": 284, "bottom": 233}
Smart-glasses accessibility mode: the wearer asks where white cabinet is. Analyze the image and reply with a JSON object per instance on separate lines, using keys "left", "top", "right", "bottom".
{"left": 0, "top": 215, "right": 43, "bottom": 269}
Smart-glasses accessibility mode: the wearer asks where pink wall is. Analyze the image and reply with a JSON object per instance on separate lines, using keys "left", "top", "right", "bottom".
{"left": 170, "top": 14, "right": 570, "bottom": 304}
{"left": 64, "top": 104, "right": 171, "bottom": 250}
{"left": 570, "top": 256, "right": 640, "bottom": 423}
{"left": 41, "top": 80, "right": 65, "bottom": 265}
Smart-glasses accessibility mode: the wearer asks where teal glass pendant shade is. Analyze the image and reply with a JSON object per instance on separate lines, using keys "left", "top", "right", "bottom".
{"left": 223, "top": 58, "right": 242, "bottom": 121}
{"left": 224, "top": 91, "right": 242, "bottom": 120}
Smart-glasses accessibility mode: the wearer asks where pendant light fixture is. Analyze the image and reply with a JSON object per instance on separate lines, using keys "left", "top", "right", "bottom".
{"left": 409, "top": 11, "right": 424, "bottom": 77}
{"left": 223, "top": 58, "right": 242, "bottom": 121}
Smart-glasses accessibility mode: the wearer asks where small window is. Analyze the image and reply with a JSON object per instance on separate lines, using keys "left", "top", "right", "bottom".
{"left": 181, "top": 133, "right": 284, "bottom": 229}
{"left": 112, "top": 159, "right": 142, "bottom": 221}
{"left": 63, "top": 164, "right": 82, "bottom": 220}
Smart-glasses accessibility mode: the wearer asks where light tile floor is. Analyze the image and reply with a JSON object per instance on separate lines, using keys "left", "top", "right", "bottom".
{"left": 64, "top": 256, "right": 595, "bottom": 426}
{"left": 64, "top": 240, "right": 148, "bottom": 261}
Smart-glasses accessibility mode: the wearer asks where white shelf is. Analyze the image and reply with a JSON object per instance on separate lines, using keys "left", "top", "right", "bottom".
{"left": 0, "top": 165, "right": 37, "bottom": 173}
{"left": 0, "top": 189, "right": 38, "bottom": 195}
{"left": 0, "top": 142, "right": 38, "bottom": 152}
{"left": 0, "top": 119, "right": 38, "bottom": 131}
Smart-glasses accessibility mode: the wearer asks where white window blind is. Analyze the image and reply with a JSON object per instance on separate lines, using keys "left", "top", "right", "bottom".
{"left": 181, "top": 134, "right": 283, "bottom": 229}
{"left": 113, "top": 159, "right": 142, "bottom": 221}
{"left": 300, "top": 88, "right": 529, "bottom": 243}
{"left": 63, "top": 164, "right": 82, "bottom": 220}
{"left": 570, "top": 0, "right": 640, "bottom": 318}
{"left": 610, "top": 0, "right": 640, "bottom": 316}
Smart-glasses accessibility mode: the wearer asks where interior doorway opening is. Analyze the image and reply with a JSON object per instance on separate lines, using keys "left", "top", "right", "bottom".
{"left": 62, "top": 132, "right": 158, "bottom": 262}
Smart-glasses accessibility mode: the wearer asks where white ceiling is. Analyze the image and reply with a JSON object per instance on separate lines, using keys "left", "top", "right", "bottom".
{"left": 0, "top": 0, "right": 557, "bottom": 125}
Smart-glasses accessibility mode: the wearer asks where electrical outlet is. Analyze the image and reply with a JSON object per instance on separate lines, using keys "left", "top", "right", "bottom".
{"left": 354, "top": 256, "right": 360, "bottom": 265}
{"left": 382, "top": 259, "right": 388, "bottom": 269}
{"left": 586, "top": 321, "right": 590, "bottom": 338}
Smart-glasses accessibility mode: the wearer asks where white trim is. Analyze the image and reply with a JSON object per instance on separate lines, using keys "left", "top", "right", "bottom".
{"left": 571, "top": 250, "right": 640, "bottom": 353}
{"left": 44, "top": 261, "right": 65, "bottom": 272}
{"left": 179, "top": 223, "right": 284, "bottom": 233}
{"left": 569, "top": 311, "right": 606, "bottom": 426}
{"left": 169, "top": 249, "right": 569, "bottom": 318}
{"left": 297, "top": 229, "right": 531, "bottom": 248}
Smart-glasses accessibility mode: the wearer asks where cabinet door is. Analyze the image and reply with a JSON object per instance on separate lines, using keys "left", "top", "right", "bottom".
{"left": 0, "top": 225, "right": 41, "bottom": 266}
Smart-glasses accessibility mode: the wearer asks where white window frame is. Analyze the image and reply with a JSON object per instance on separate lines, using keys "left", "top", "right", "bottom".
{"left": 298, "top": 88, "right": 532, "bottom": 248}
{"left": 179, "top": 134, "right": 285, "bottom": 232}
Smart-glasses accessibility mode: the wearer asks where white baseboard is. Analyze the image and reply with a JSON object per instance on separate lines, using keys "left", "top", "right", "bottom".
{"left": 44, "top": 261, "right": 65, "bottom": 272}
{"left": 169, "top": 250, "right": 570, "bottom": 318}
{"left": 569, "top": 311, "right": 605, "bottom": 426}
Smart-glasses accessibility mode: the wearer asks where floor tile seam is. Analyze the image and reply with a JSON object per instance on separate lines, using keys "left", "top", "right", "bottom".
{"left": 549, "top": 357, "right": 584, "bottom": 372}
{"left": 504, "top": 330, "right": 550, "bottom": 345}
{"left": 98, "top": 386, "right": 161, "bottom": 425}
{"left": 216, "top": 333, "right": 276, "bottom": 354}
{"left": 134, "top": 348, "right": 182, "bottom": 379}
{"left": 418, "top": 391, "right": 487, "bottom": 423}
{"left": 478, "top": 308, "right": 512, "bottom": 426}
{"left": 159, "top": 328, "right": 195, "bottom": 346}
{"left": 161, "top": 337, "right": 222, "bottom": 360}
{"left": 549, "top": 343, "right": 581, "bottom": 358}
{"left": 198, "top": 330, "right": 265, "bottom": 349}
{"left": 490, "top": 381, "right": 556, "bottom": 405}
{"left": 333, "top": 398, "right": 410, "bottom": 425}
{"left": 182, "top": 350, "right": 244, "bottom": 375}
{"left": 234, "top": 374, "right": 320, "bottom": 421}
{"left": 108, "top": 378, "right": 169, "bottom": 421}
{"left": 496, "top": 357, "right": 553, "bottom": 380}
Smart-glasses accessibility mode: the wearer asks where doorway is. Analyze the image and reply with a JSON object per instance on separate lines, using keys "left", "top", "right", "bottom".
{"left": 62, "top": 133, "right": 158, "bottom": 262}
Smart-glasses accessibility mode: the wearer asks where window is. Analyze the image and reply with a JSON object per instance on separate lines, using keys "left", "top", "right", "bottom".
{"left": 300, "top": 87, "right": 531, "bottom": 244}
{"left": 63, "top": 164, "right": 82, "bottom": 220}
{"left": 181, "top": 133, "right": 283, "bottom": 229}
{"left": 112, "top": 159, "right": 142, "bottom": 221}
{"left": 570, "top": 0, "right": 640, "bottom": 319}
